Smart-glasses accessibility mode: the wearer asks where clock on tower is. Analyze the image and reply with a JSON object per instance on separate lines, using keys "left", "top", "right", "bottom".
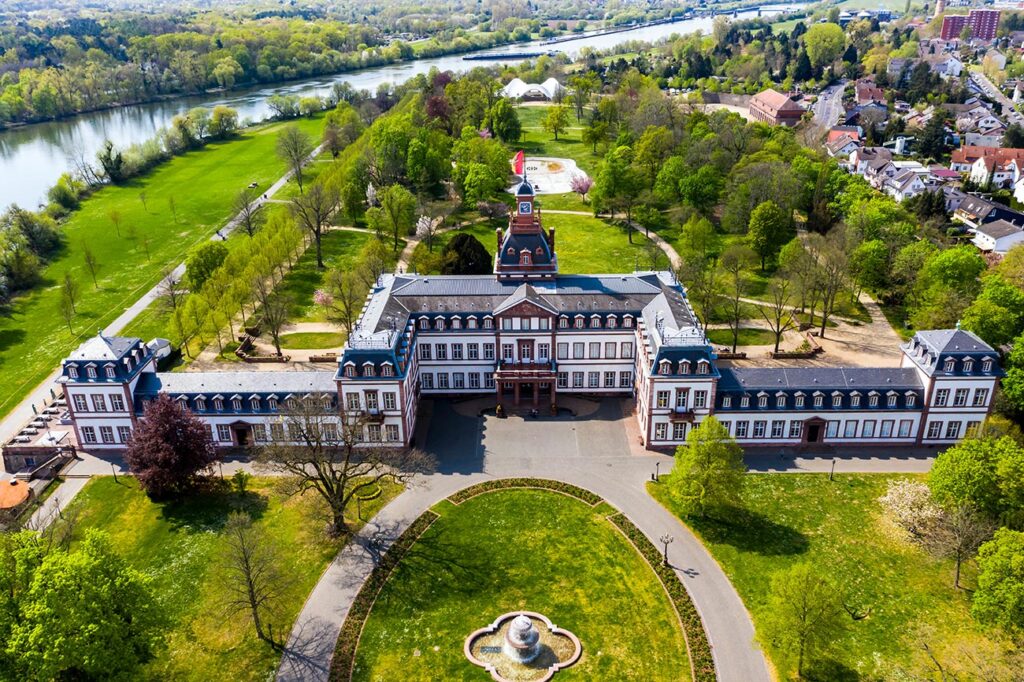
{"left": 518, "top": 201, "right": 533, "bottom": 215}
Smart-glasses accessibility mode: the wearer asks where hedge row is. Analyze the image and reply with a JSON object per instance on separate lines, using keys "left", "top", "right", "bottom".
{"left": 446, "top": 478, "right": 602, "bottom": 506}
{"left": 328, "top": 510, "right": 440, "bottom": 682}
{"left": 607, "top": 513, "right": 717, "bottom": 682}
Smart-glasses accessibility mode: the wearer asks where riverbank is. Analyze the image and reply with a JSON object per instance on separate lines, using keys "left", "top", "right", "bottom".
{"left": 0, "top": 115, "right": 324, "bottom": 422}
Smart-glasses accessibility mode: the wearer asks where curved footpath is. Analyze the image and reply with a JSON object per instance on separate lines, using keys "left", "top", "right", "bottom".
{"left": 276, "top": 426, "right": 769, "bottom": 682}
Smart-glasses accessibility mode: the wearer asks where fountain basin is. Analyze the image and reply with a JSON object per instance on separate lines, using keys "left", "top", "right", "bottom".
{"left": 465, "top": 611, "right": 582, "bottom": 682}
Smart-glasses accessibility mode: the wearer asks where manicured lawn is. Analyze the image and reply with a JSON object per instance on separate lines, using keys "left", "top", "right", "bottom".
{"left": 275, "top": 228, "right": 375, "bottom": 323}
{"left": 650, "top": 474, "right": 1013, "bottom": 680}
{"left": 0, "top": 115, "right": 324, "bottom": 419}
{"left": 68, "top": 475, "right": 399, "bottom": 681}
{"left": 516, "top": 105, "right": 600, "bottom": 175}
{"left": 354, "top": 489, "right": 689, "bottom": 681}
{"left": 279, "top": 331, "right": 347, "bottom": 349}
{"left": 274, "top": 155, "right": 332, "bottom": 200}
{"left": 706, "top": 327, "right": 776, "bottom": 347}
{"left": 536, "top": 192, "right": 588, "bottom": 212}
{"left": 543, "top": 213, "right": 651, "bottom": 274}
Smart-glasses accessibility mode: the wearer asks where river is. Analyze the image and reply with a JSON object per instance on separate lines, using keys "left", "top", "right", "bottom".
{"left": 0, "top": 4, "right": 802, "bottom": 211}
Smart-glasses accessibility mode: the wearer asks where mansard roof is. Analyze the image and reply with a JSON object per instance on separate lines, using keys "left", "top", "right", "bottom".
{"left": 717, "top": 367, "right": 923, "bottom": 392}
{"left": 912, "top": 328, "right": 994, "bottom": 355}
{"left": 496, "top": 231, "right": 554, "bottom": 267}
{"left": 134, "top": 370, "right": 336, "bottom": 397}
{"left": 67, "top": 333, "right": 140, "bottom": 362}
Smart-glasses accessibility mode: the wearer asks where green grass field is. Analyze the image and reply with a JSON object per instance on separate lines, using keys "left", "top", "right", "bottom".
{"left": 650, "top": 474, "right": 1014, "bottom": 680}
{"left": 543, "top": 213, "right": 652, "bottom": 273}
{"left": 67, "top": 475, "right": 399, "bottom": 681}
{"left": 706, "top": 327, "right": 776, "bottom": 347}
{"left": 275, "top": 228, "right": 375, "bottom": 323}
{"left": 0, "top": 116, "right": 324, "bottom": 419}
{"left": 353, "top": 489, "right": 690, "bottom": 681}
{"left": 279, "top": 331, "right": 346, "bottom": 349}
{"left": 516, "top": 105, "right": 600, "bottom": 175}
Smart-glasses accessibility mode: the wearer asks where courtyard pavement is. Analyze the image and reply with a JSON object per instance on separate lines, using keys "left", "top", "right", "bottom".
{"left": 275, "top": 400, "right": 937, "bottom": 682}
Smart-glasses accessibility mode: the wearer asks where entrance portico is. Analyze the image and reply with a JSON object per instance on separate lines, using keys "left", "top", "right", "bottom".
{"left": 494, "top": 364, "right": 556, "bottom": 408}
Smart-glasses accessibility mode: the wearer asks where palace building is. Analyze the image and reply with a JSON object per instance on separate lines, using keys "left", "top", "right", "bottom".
{"left": 52, "top": 180, "right": 1002, "bottom": 455}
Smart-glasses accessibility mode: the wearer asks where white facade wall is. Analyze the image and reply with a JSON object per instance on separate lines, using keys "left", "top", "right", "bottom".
{"left": 716, "top": 411, "right": 923, "bottom": 445}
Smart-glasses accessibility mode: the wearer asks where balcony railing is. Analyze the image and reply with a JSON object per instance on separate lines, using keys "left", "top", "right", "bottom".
{"left": 669, "top": 408, "right": 695, "bottom": 422}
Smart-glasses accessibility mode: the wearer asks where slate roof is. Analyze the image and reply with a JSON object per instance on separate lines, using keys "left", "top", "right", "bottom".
{"left": 913, "top": 329, "right": 994, "bottom": 356}
{"left": 496, "top": 232, "right": 555, "bottom": 267}
{"left": 67, "top": 333, "right": 140, "bottom": 362}
{"left": 717, "top": 367, "right": 923, "bottom": 392}
{"left": 975, "top": 219, "right": 1024, "bottom": 239}
{"left": 134, "top": 371, "right": 337, "bottom": 396}
{"left": 493, "top": 283, "right": 557, "bottom": 315}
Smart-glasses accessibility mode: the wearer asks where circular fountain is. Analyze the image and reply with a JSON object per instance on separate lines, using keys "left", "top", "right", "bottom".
{"left": 465, "top": 611, "right": 581, "bottom": 682}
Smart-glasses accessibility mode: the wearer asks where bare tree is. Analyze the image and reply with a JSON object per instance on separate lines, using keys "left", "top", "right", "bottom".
{"left": 108, "top": 208, "right": 123, "bottom": 237}
{"left": 83, "top": 244, "right": 100, "bottom": 287}
{"left": 139, "top": 191, "right": 148, "bottom": 212}
{"left": 68, "top": 147, "right": 102, "bottom": 187}
{"left": 59, "top": 291, "right": 75, "bottom": 332}
{"left": 322, "top": 269, "right": 367, "bottom": 334}
{"left": 290, "top": 182, "right": 338, "bottom": 268}
{"left": 276, "top": 125, "right": 314, "bottom": 194}
{"left": 254, "top": 404, "right": 434, "bottom": 536}
{"left": 168, "top": 196, "right": 179, "bottom": 224}
{"left": 221, "top": 511, "right": 287, "bottom": 646}
{"left": 234, "top": 187, "right": 265, "bottom": 238}
{"left": 251, "top": 276, "right": 290, "bottom": 356}
{"left": 718, "top": 244, "right": 755, "bottom": 353}
{"left": 806, "top": 231, "right": 848, "bottom": 338}
{"left": 416, "top": 215, "right": 440, "bottom": 252}
{"left": 922, "top": 504, "right": 996, "bottom": 589}
{"left": 61, "top": 272, "right": 79, "bottom": 313}
{"left": 759, "top": 277, "right": 799, "bottom": 354}
{"left": 158, "top": 268, "right": 186, "bottom": 313}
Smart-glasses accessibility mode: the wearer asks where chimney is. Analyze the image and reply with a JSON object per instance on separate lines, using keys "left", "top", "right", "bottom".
{"left": 496, "top": 227, "right": 503, "bottom": 251}
{"left": 548, "top": 226, "right": 555, "bottom": 251}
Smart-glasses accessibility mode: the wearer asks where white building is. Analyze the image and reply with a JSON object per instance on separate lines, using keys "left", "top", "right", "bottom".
{"left": 971, "top": 219, "right": 1024, "bottom": 254}
{"left": 498, "top": 78, "right": 564, "bottom": 101}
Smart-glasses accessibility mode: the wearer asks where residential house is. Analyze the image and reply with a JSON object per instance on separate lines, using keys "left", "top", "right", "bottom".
{"left": 942, "top": 185, "right": 969, "bottom": 213}
{"left": 884, "top": 169, "right": 928, "bottom": 202}
{"left": 844, "top": 102, "right": 889, "bottom": 127}
{"left": 924, "top": 53, "right": 964, "bottom": 78}
{"left": 953, "top": 194, "right": 1024, "bottom": 228}
{"left": 855, "top": 79, "right": 886, "bottom": 105}
{"left": 950, "top": 146, "right": 1024, "bottom": 173}
{"left": 971, "top": 219, "right": 1024, "bottom": 254}
{"left": 826, "top": 133, "right": 860, "bottom": 158}
{"left": 849, "top": 146, "right": 893, "bottom": 175}
{"left": 969, "top": 149, "right": 1024, "bottom": 187}
{"left": 749, "top": 89, "right": 805, "bottom": 127}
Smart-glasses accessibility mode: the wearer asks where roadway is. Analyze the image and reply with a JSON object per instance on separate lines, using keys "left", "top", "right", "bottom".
{"left": 969, "top": 71, "right": 1024, "bottom": 127}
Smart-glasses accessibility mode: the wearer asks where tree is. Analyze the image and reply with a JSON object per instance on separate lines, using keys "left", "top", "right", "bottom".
{"left": 668, "top": 416, "right": 745, "bottom": 518}
{"left": 972, "top": 528, "right": 1024, "bottom": 635}
{"left": 760, "top": 563, "right": 849, "bottom": 678}
{"left": 125, "top": 394, "right": 218, "bottom": 498}
{"left": 254, "top": 404, "right": 434, "bottom": 536}
{"left": 568, "top": 73, "right": 599, "bottom": 121}
{"left": 922, "top": 504, "right": 996, "bottom": 589}
{"left": 486, "top": 98, "right": 521, "bottom": 143}
{"left": 917, "top": 114, "right": 949, "bottom": 161}
{"left": 96, "top": 140, "right": 125, "bottom": 183}
{"left": 1004, "top": 124, "right": 1024, "bottom": 149}
{"left": 760, "top": 277, "right": 798, "bottom": 354}
{"left": 747, "top": 200, "right": 789, "bottom": 271}
{"left": 719, "top": 244, "right": 756, "bottom": 353}
{"left": 416, "top": 215, "right": 440, "bottom": 252}
{"left": 804, "top": 23, "right": 846, "bottom": 69}
{"left": 252, "top": 277, "right": 290, "bottom": 356}
{"left": 805, "top": 231, "right": 848, "bottom": 338}
{"left": 849, "top": 239, "right": 889, "bottom": 293}
{"left": 320, "top": 269, "right": 365, "bottom": 334}
{"left": 221, "top": 512, "right": 286, "bottom": 645}
{"left": 108, "top": 208, "right": 123, "bottom": 237}
{"left": 276, "top": 125, "right": 314, "bottom": 193}
{"left": 441, "top": 233, "right": 492, "bottom": 275}
{"left": 290, "top": 182, "right": 339, "bottom": 268}
{"left": 929, "top": 435, "right": 1024, "bottom": 520}
{"left": 82, "top": 244, "right": 99, "bottom": 287}
{"left": 59, "top": 287, "right": 74, "bottom": 332}
{"left": 210, "top": 105, "right": 239, "bottom": 138}
{"left": 678, "top": 166, "right": 723, "bottom": 216}
{"left": 185, "top": 241, "right": 229, "bottom": 291}
{"left": 570, "top": 175, "right": 594, "bottom": 203}
{"left": 378, "top": 184, "right": 416, "bottom": 253}
{"left": 234, "top": 187, "right": 265, "bottom": 238}
{"left": 60, "top": 271, "right": 78, "bottom": 314}
{"left": 543, "top": 105, "right": 570, "bottom": 141}
{"left": 5, "top": 530, "right": 164, "bottom": 680}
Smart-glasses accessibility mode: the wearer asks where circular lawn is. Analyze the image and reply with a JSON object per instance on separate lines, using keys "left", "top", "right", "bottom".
{"left": 351, "top": 488, "right": 691, "bottom": 681}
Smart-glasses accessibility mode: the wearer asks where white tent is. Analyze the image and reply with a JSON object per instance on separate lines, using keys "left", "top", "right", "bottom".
{"left": 498, "top": 77, "right": 564, "bottom": 101}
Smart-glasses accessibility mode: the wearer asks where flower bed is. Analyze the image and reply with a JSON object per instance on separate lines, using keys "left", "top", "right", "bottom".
{"left": 608, "top": 513, "right": 716, "bottom": 682}
{"left": 329, "top": 511, "right": 439, "bottom": 682}
{"left": 446, "top": 478, "right": 602, "bottom": 506}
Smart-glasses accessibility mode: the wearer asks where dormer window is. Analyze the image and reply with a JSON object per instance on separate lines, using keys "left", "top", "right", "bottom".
{"left": 607, "top": 316, "right": 617, "bottom": 328}
{"left": 944, "top": 358, "right": 956, "bottom": 373}
{"left": 344, "top": 365, "right": 356, "bottom": 378}
{"left": 758, "top": 394, "right": 768, "bottom": 408}
{"left": 906, "top": 393, "right": 917, "bottom": 407}
{"left": 213, "top": 397, "right": 224, "bottom": 411}
{"left": 679, "top": 360, "right": 691, "bottom": 375}
{"left": 419, "top": 318, "right": 429, "bottom": 330}
{"left": 363, "top": 363, "right": 376, "bottom": 377}
{"left": 434, "top": 318, "right": 444, "bottom": 331}
{"left": 740, "top": 396, "right": 750, "bottom": 408}
{"left": 575, "top": 316, "right": 585, "bottom": 329}
{"left": 287, "top": 398, "right": 298, "bottom": 410}
{"left": 887, "top": 393, "right": 898, "bottom": 407}
{"left": 624, "top": 316, "right": 634, "bottom": 328}
{"left": 451, "top": 317, "right": 462, "bottom": 330}
{"left": 268, "top": 397, "right": 278, "bottom": 411}
{"left": 559, "top": 316, "right": 568, "bottom": 329}
{"left": 722, "top": 396, "right": 732, "bottom": 408}
{"left": 105, "top": 365, "right": 116, "bottom": 379}
{"left": 590, "top": 315, "right": 601, "bottom": 328}
{"left": 232, "top": 398, "right": 242, "bottom": 411}
{"left": 963, "top": 358, "right": 974, "bottom": 372}
{"left": 697, "top": 361, "right": 709, "bottom": 375}
{"left": 850, "top": 393, "right": 861, "bottom": 408}
{"left": 776, "top": 394, "right": 786, "bottom": 408}
{"left": 195, "top": 397, "right": 207, "bottom": 411}
{"left": 483, "top": 317, "right": 494, "bottom": 329}
{"left": 468, "top": 317, "right": 478, "bottom": 329}
{"left": 982, "top": 358, "right": 993, "bottom": 372}
{"left": 86, "top": 366, "right": 97, "bottom": 379}
{"left": 520, "top": 250, "right": 532, "bottom": 266}
{"left": 869, "top": 394, "right": 879, "bottom": 407}
{"left": 659, "top": 360, "right": 672, "bottom": 375}
{"left": 68, "top": 365, "right": 79, "bottom": 379}
{"left": 322, "top": 397, "right": 332, "bottom": 410}
{"left": 814, "top": 393, "right": 824, "bottom": 408}
{"left": 381, "top": 364, "right": 394, "bottom": 377}
{"left": 832, "top": 394, "right": 842, "bottom": 408}
{"left": 250, "top": 396, "right": 260, "bottom": 410}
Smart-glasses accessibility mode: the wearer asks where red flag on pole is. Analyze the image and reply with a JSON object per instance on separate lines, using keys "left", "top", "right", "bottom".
{"left": 513, "top": 150, "right": 525, "bottom": 176}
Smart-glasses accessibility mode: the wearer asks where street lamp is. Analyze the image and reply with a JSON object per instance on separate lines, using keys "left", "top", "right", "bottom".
{"left": 655, "top": 461, "right": 661, "bottom": 482}
{"left": 660, "top": 533, "right": 674, "bottom": 567}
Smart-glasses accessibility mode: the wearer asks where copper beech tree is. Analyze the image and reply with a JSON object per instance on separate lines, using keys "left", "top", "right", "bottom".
{"left": 254, "top": 403, "right": 434, "bottom": 536}
{"left": 124, "top": 394, "right": 219, "bottom": 499}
